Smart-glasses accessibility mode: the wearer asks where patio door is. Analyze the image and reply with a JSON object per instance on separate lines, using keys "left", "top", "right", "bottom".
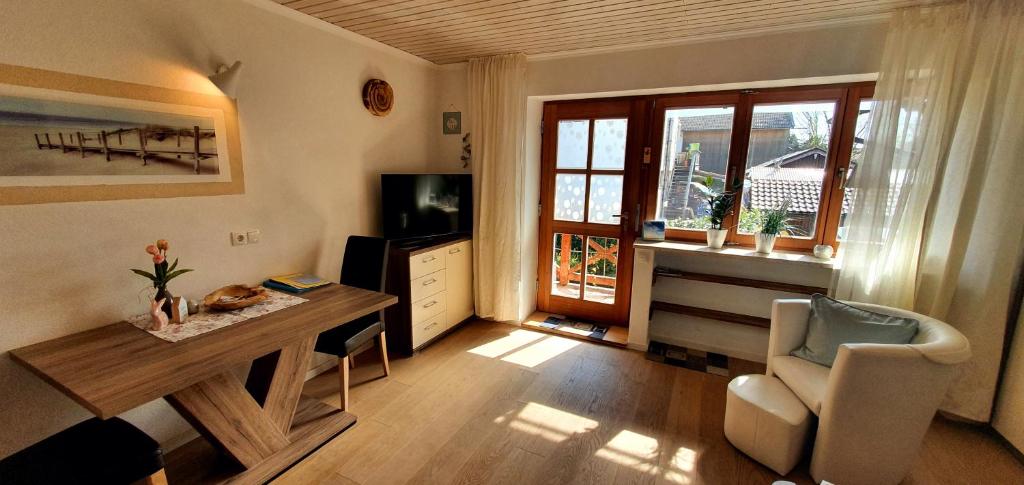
{"left": 537, "top": 99, "right": 648, "bottom": 326}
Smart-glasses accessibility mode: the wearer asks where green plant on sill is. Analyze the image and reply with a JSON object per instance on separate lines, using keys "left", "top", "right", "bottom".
{"left": 758, "top": 199, "right": 794, "bottom": 236}
{"left": 688, "top": 175, "right": 739, "bottom": 230}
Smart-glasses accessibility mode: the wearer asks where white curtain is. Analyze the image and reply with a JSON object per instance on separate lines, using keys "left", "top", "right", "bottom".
{"left": 468, "top": 53, "right": 527, "bottom": 322}
{"left": 836, "top": 0, "right": 1024, "bottom": 421}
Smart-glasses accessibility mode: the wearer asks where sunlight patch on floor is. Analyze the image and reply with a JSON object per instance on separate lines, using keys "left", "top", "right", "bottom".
{"left": 595, "top": 429, "right": 660, "bottom": 474}
{"left": 500, "top": 335, "right": 581, "bottom": 367}
{"left": 467, "top": 329, "right": 545, "bottom": 358}
{"left": 504, "top": 402, "right": 599, "bottom": 443}
{"left": 663, "top": 446, "right": 698, "bottom": 484}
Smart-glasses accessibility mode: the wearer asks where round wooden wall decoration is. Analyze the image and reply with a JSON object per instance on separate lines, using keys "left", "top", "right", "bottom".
{"left": 362, "top": 79, "right": 394, "bottom": 116}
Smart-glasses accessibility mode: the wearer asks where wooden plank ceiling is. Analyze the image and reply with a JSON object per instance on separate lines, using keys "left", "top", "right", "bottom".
{"left": 276, "top": 0, "right": 932, "bottom": 64}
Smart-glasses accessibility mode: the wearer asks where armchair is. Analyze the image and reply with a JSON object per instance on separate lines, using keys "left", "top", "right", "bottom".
{"left": 767, "top": 299, "right": 971, "bottom": 485}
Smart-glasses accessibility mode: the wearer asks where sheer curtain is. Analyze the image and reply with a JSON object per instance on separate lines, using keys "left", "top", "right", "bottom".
{"left": 836, "top": 0, "right": 1024, "bottom": 421}
{"left": 468, "top": 53, "right": 527, "bottom": 322}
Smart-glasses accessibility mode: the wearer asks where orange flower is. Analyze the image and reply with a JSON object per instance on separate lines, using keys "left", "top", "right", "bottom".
{"left": 153, "top": 253, "right": 166, "bottom": 264}
{"left": 156, "top": 239, "right": 169, "bottom": 251}
{"left": 145, "top": 244, "right": 159, "bottom": 255}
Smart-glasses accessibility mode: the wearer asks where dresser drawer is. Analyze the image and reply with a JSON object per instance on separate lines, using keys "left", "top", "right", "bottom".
{"left": 411, "top": 312, "right": 445, "bottom": 349}
{"left": 410, "top": 269, "right": 446, "bottom": 303}
{"left": 411, "top": 291, "right": 446, "bottom": 324}
{"left": 409, "top": 248, "right": 445, "bottom": 280}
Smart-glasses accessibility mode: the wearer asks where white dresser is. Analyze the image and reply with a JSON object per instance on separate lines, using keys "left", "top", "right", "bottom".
{"left": 385, "top": 236, "right": 474, "bottom": 353}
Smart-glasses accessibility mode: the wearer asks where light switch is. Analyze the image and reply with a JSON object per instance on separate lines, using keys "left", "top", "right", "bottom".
{"left": 246, "top": 230, "right": 261, "bottom": 244}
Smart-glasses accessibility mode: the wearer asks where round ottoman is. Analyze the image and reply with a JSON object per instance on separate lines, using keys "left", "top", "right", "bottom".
{"left": 725, "top": 374, "right": 812, "bottom": 476}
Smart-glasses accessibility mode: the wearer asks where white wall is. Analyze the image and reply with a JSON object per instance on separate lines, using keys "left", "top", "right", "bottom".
{"left": 0, "top": 0, "right": 443, "bottom": 458}
{"left": 432, "top": 21, "right": 890, "bottom": 321}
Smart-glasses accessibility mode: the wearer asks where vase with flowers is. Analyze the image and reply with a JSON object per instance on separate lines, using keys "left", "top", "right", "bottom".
{"left": 131, "top": 239, "right": 193, "bottom": 319}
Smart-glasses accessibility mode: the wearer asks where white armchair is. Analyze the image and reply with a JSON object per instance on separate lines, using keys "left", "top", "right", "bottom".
{"left": 767, "top": 299, "right": 972, "bottom": 485}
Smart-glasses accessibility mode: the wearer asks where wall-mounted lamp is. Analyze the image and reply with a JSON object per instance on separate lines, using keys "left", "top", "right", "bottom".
{"left": 209, "top": 61, "right": 242, "bottom": 98}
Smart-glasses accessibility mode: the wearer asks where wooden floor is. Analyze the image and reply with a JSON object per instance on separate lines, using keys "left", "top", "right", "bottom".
{"left": 272, "top": 320, "right": 1024, "bottom": 485}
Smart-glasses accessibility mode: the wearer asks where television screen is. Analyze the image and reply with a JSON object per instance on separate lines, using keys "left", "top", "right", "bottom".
{"left": 381, "top": 174, "right": 472, "bottom": 240}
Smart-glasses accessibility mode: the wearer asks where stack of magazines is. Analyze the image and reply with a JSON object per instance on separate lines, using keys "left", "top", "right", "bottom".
{"left": 263, "top": 273, "right": 331, "bottom": 294}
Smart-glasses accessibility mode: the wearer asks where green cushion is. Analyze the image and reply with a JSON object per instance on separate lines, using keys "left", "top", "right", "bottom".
{"left": 791, "top": 294, "right": 919, "bottom": 367}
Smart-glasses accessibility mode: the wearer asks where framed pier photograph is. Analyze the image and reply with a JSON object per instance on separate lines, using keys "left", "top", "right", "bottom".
{"left": 0, "top": 63, "right": 244, "bottom": 205}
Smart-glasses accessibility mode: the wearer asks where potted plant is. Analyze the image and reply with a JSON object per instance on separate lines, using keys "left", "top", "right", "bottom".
{"left": 691, "top": 175, "right": 737, "bottom": 249}
{"left": 131, "top": 239, "right": 192, "bottom": 319}
{"left": 756, "top": 199, "right": 792, "bottom": 254}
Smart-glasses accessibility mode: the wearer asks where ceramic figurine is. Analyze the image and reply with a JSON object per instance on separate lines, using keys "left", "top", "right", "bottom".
{"left": 150, "top": 298, "right": 169, "bottom": 331}
{"left": 813, "top": 244, "right": 834, "bottom": 259}
{"left": 171, "top": 296, "right": 189, "bottom": 324}
{"left": 187, "top": 299, "right": 200, "bottom": 315}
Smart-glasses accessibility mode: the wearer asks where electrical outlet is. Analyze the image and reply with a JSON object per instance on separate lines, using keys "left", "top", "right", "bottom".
{"left": 246, "top": 230, "right": 261, "bottom": 244}
{"left": 231, "top": 232, "right": 248, "bottom": 246}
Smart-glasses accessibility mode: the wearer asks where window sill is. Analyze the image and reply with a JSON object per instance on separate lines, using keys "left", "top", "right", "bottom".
{"left": 634, "top": 239, "right": 837, "bottom": 269}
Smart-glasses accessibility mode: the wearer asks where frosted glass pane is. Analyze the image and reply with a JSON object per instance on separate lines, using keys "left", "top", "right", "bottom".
{"left": 592, "top": 118, "right": 627, "bottom": 170}
{"left": 588, "top": 175, "right": 623, "bottom": 225}
{"left": 557, "top": 120, "right": 589, "bottom": 169}
{"left": 554, "top": 174, "right": 586, "bottom": 222}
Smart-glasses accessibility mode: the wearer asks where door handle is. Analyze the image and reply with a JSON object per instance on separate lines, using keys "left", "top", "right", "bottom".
{"left": 449, "top": 247, "right": 461, "bottom": 254}
{"left": 422, "top": 255, "right": 437, "bottom": 263}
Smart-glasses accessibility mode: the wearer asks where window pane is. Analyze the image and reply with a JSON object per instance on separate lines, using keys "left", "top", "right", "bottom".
{"left": 584, "top": 237, "right": 618, "bottom": 304}
{"left": 739, "top": 102, "right": 836, "bottom": 238}
{"left": 587, "top": 174, "right": 622, "bottom": 225}
{"left": 592, "top": 118, "right": 627, "bottom": 170}
{"left": 551, "top": 233, "right": 584, "bottom": 299}
{"left": 554, "top": 174, "right": 586, "bottom": 222}
{"left": 838, "top": 99, "right": 874, "bottom": 241}
{"left": 656, "top": 106, "right": 735, "bottom": 230}
{"left": 556, "top": 120, "right": 589, "bottom": 169}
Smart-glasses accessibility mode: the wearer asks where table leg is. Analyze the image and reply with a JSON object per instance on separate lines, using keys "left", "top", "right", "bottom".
{"left": 165, "top": 335, "right": 354, "bottom": 483}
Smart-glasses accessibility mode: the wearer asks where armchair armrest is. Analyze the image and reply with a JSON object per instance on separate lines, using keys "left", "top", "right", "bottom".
{"left": 767, "top": 299, "right": 811, "bottom": 376}
{"left": 812, "top": 343, "right": 958, "bottom": 484}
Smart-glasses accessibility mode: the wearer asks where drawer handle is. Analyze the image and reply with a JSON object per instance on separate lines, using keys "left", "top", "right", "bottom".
{"left": 449, "top": 247, "right": 461, "bottom": 254}
{"left": 422, "top": 255, "right": 437, "bottom": 263}
{"left": 422, "top": 278, "right": 437, "bottom": 286}
{"left": 425, "top": 322, "right": 439, "bottom": 330}
{"left": 423, "top": 301, "right": 437, "bottom": 308}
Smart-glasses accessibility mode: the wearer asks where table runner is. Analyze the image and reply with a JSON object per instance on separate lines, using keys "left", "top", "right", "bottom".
{"left": 128, "top": 289, "right": 307, "bottom": 342}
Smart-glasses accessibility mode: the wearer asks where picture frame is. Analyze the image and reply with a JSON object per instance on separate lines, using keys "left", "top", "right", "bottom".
{"left": 443, "top": 111, "right": 461, "bottom": 135}
{"left": 0, "top": 63, "right": 244, "bottom": 205}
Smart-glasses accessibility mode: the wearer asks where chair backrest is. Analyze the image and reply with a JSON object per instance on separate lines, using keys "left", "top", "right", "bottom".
{"left": 340, "top": 236, "right": 389, "bottom": 292}
{"left": 844, "top": 302, "right": 971, "bottom": 365}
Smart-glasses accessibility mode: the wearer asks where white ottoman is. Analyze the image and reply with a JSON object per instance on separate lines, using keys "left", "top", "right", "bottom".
{"left": 725, "top": 374, "right": 812, "bottom": 476}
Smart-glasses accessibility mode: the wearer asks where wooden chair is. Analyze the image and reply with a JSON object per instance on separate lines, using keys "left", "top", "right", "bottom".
{"left": 0, "top": 417, "right": 167, "bottom": 484}
{"left": 314, "top": 235, "right": 391, "bottom": 410}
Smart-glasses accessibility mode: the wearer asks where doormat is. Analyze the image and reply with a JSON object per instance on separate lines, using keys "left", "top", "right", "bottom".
{"left": 646, "top": 340, "right": 730, "bottom": 376}
{"left": 539, "top": 315, "right": 609, "bottom": 341}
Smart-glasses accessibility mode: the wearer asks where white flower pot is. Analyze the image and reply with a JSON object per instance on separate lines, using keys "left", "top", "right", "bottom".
{"left": 706, "top": 228, "right": 728, "bottom": 249}
{"left": 755, "top": 233, "right": 777, "bottom": 254}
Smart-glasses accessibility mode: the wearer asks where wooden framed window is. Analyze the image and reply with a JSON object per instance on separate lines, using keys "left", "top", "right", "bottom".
{"left": 643, "top": 82, "right": 874, "bottom": 251}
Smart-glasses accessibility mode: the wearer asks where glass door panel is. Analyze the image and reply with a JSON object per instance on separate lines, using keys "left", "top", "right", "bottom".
{"left": 551, "top": 233, "right": 584, "bottom": 299}
{"left": 539, "top": 100, "right": 643, "bottom": 325}
{"left": 583, "top": 237, "right": 619, "bottom": 303}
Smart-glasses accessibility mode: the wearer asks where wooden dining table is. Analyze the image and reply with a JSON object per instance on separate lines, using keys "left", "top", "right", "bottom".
{"left": 9, "top": 283, "right": 397, "bottom": 484}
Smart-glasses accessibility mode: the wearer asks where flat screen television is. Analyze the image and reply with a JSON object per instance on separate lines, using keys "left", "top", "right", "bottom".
{"left": 381, "top": 174, "right": 472, "bottom": 240}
